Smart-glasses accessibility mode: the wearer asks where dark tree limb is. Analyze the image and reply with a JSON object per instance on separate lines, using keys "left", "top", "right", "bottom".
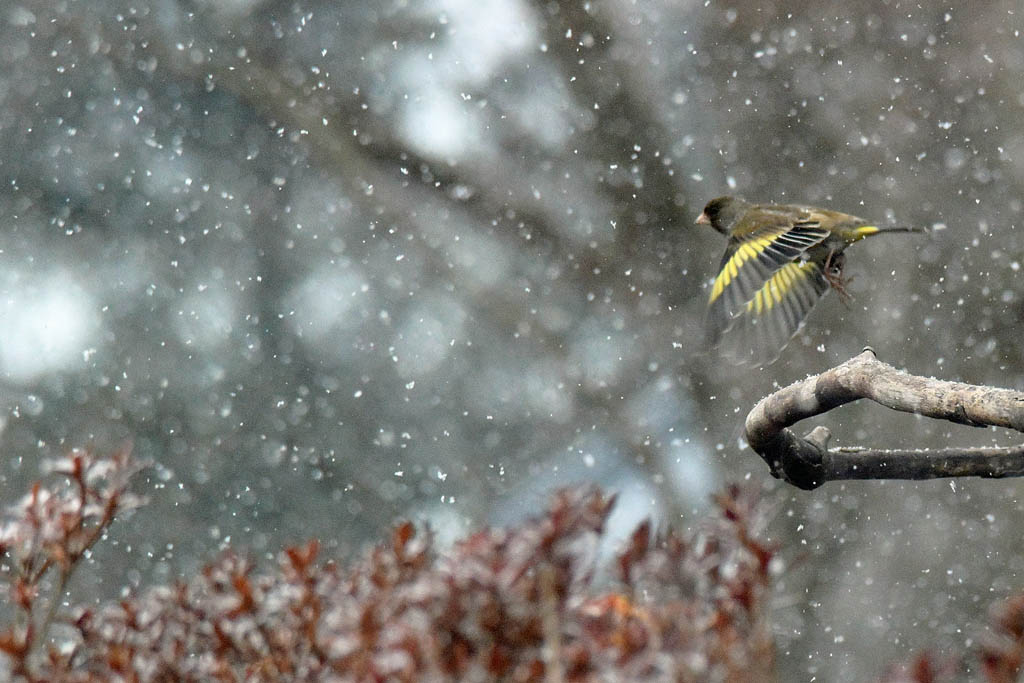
{"left": 745, "top": 348, "right": 1024, "bottom": 490}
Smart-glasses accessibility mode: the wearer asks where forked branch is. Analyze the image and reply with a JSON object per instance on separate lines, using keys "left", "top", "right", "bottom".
{"left": 745, "top": 349, "right": 1024, "bottom": 490}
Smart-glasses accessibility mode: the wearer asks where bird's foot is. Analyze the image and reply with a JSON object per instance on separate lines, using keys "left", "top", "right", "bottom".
{"left": 824, "top": 251, "right": 854, "bottom": 307}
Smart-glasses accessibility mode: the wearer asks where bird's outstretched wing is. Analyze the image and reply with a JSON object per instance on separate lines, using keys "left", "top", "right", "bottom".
{"left": 712, "top": 259, "right": 832, "bottom": 366}
{"left": 705, "top": 216, "right": 830, "bottom": 349}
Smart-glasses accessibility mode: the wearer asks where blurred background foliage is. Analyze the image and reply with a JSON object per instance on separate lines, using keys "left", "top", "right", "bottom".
{"left": 0, "top": 0, "right": 1022, "bottom": 679}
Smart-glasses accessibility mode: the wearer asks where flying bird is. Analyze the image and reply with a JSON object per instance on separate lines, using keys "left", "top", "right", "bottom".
{"left": 696, "top": 195, "right": 924, "bottom": 366}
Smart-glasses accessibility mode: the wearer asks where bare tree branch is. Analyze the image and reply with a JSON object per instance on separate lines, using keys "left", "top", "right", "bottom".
{"left": 745, "top": 348, "right": 1024, "bottom": 489}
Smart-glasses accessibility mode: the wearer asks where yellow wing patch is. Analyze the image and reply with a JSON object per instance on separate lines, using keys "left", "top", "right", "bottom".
{"left": 708, "top": 234, "right": 778, "bottom": 304}
{"left": 745, "top": 261, "right": 813, "bottom": 315}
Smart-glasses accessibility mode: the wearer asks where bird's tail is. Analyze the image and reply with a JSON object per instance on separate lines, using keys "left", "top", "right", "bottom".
{"left": 847, "top": 225, "right": 928, "bottom": 240}
{"left": 873, "top": 225, "right": 928, "bottom": 233}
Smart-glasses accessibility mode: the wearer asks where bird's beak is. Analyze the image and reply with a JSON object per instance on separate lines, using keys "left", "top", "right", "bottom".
{"left": 695, "top": 212, "right": 710, "bottom": 225}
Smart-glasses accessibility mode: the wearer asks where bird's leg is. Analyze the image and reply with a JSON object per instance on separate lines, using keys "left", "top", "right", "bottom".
{"left": 824, "top": 250, "right": 854, "bottom": 306}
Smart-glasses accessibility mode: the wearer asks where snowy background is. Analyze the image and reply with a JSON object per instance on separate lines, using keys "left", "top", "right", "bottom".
{"left": 1, "top": 0, "right": 1023, "bottom": 679}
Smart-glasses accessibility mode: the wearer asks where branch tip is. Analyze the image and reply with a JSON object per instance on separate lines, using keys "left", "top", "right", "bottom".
{"left": 804, "top": 426, "right": 832, "bottom": 450}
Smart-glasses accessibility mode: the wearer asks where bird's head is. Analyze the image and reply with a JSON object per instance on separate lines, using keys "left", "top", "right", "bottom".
{"left": 695, "top": 196, "right": 749, "bottom": 235}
